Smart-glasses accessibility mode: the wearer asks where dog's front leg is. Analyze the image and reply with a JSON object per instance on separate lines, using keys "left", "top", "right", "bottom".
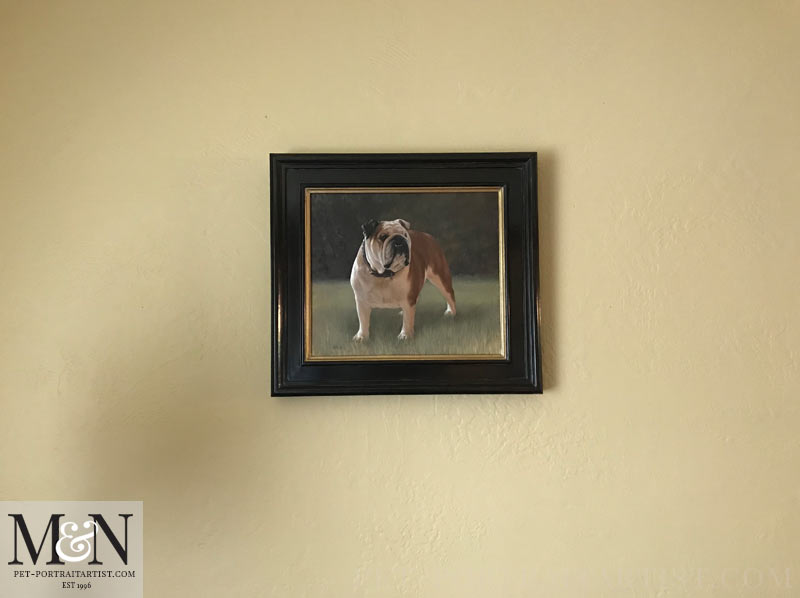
{"left": 398, "top": 304, "right": 415, "bottom": 340}
{"left": 353, "top": 299, "right": 372, "bottom": 341}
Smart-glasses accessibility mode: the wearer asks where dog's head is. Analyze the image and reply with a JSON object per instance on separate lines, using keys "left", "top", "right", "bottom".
{"left": 361, "top": 218, "right": 411, "bottom": 275}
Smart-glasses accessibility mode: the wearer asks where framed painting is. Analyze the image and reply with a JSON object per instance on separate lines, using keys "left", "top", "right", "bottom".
{"left": 270, "top": 153, "right": 541, "bottom": 395}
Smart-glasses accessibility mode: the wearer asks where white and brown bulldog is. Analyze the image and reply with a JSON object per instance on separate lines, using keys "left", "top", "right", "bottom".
{"left": 350, "top": 218, "right": 456, "bottom": 341}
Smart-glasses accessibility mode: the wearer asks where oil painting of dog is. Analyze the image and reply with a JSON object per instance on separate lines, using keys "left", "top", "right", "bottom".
{"left": 307, "top": 188, "right": 505, "bottom": 360}
{"left": 351, "top": 218, "right": 456, "bottom": 342}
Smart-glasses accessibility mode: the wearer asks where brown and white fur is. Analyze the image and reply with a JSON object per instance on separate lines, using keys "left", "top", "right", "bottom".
{"left": 350, "top": 218, "right": 456, "bottom": 341}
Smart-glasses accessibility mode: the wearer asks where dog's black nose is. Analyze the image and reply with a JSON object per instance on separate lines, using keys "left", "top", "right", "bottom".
{"left": 392, "top": 237, "right": 406, "bottom": 248}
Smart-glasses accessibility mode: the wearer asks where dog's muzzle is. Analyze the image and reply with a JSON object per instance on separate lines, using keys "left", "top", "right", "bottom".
{"left": 388, "top": 236, "right": 410, "bottom": 267}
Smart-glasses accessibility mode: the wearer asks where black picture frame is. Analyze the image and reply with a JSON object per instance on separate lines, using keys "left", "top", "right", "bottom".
{"left": 270, "top": 152, "right": 541, "bottom": 396}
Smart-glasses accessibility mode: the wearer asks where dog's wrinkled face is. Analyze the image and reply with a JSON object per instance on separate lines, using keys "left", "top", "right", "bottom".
{"left": 361, "top": 218, "right": 411, "bottom": 275}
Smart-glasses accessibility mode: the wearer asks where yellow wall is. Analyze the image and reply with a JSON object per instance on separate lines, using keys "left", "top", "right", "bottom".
{"left": 2, "top": 1, "right": 798, "bottom": 595}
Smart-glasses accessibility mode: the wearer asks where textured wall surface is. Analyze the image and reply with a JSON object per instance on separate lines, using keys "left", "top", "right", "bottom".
{"left": 1, "top": 1, "right": 799, "bottom": 595}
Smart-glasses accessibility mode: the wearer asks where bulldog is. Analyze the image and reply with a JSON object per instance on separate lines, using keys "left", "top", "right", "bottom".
{"left": 350, "top": 218, "right": 456, "bottom": 341}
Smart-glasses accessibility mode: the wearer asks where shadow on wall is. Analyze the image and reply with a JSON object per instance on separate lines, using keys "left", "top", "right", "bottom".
{"left": 538, "top": 149, "right": 558, "bottom": 390}
{"left": 279, "top": 146, "right": 560, "bottom": 394}
{"left": 81, "top": 283, "right": 276, "bottom": 507}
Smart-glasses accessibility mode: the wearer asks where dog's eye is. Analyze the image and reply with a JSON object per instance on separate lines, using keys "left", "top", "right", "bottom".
{"left": 379, "top": 234, "right": 388, "bottom": 241}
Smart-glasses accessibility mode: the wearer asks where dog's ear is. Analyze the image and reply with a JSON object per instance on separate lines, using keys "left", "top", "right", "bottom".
{"left": 398, "top": 219, "right": 411, "bottom": 230}
{"left": 361, "top": 219, "right": 379, "bottom": 238}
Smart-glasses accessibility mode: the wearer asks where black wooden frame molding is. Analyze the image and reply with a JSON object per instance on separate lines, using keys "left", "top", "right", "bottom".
{"left": 270, "top": 152, "right": 542, "bottom": 396}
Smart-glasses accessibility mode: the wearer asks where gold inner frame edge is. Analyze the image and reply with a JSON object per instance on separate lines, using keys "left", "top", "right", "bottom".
{"left": 304, "top": 186, "right": 507, "bottom": 362}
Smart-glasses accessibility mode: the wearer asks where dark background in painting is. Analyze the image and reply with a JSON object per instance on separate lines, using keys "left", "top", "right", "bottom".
{"left": 310, "top": 192, "right": 500, "bottom": 280}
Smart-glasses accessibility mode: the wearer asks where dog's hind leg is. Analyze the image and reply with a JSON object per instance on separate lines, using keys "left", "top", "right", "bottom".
{"left": 426, "top": 267, "right": 456, "bottom": 317}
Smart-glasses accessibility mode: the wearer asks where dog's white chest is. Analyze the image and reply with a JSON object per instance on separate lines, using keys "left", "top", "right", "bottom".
{"left": 351, "top": 261, "right": 410, "bottom": 308}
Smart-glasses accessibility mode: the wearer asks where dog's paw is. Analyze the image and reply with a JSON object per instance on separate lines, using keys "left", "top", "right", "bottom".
{"left": 352, "top": 332, "right": 368, "bottom": 342}
{"left": 397, "top": 331, "right": 409, "bottom": 341}
{"left": 444, "top": 306, "right": 456, "bottom": 317}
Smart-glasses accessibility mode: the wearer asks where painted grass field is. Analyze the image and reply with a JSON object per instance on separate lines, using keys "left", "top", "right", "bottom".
{"left": 310, "top": 276, "right": 503, "bottom": 357}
